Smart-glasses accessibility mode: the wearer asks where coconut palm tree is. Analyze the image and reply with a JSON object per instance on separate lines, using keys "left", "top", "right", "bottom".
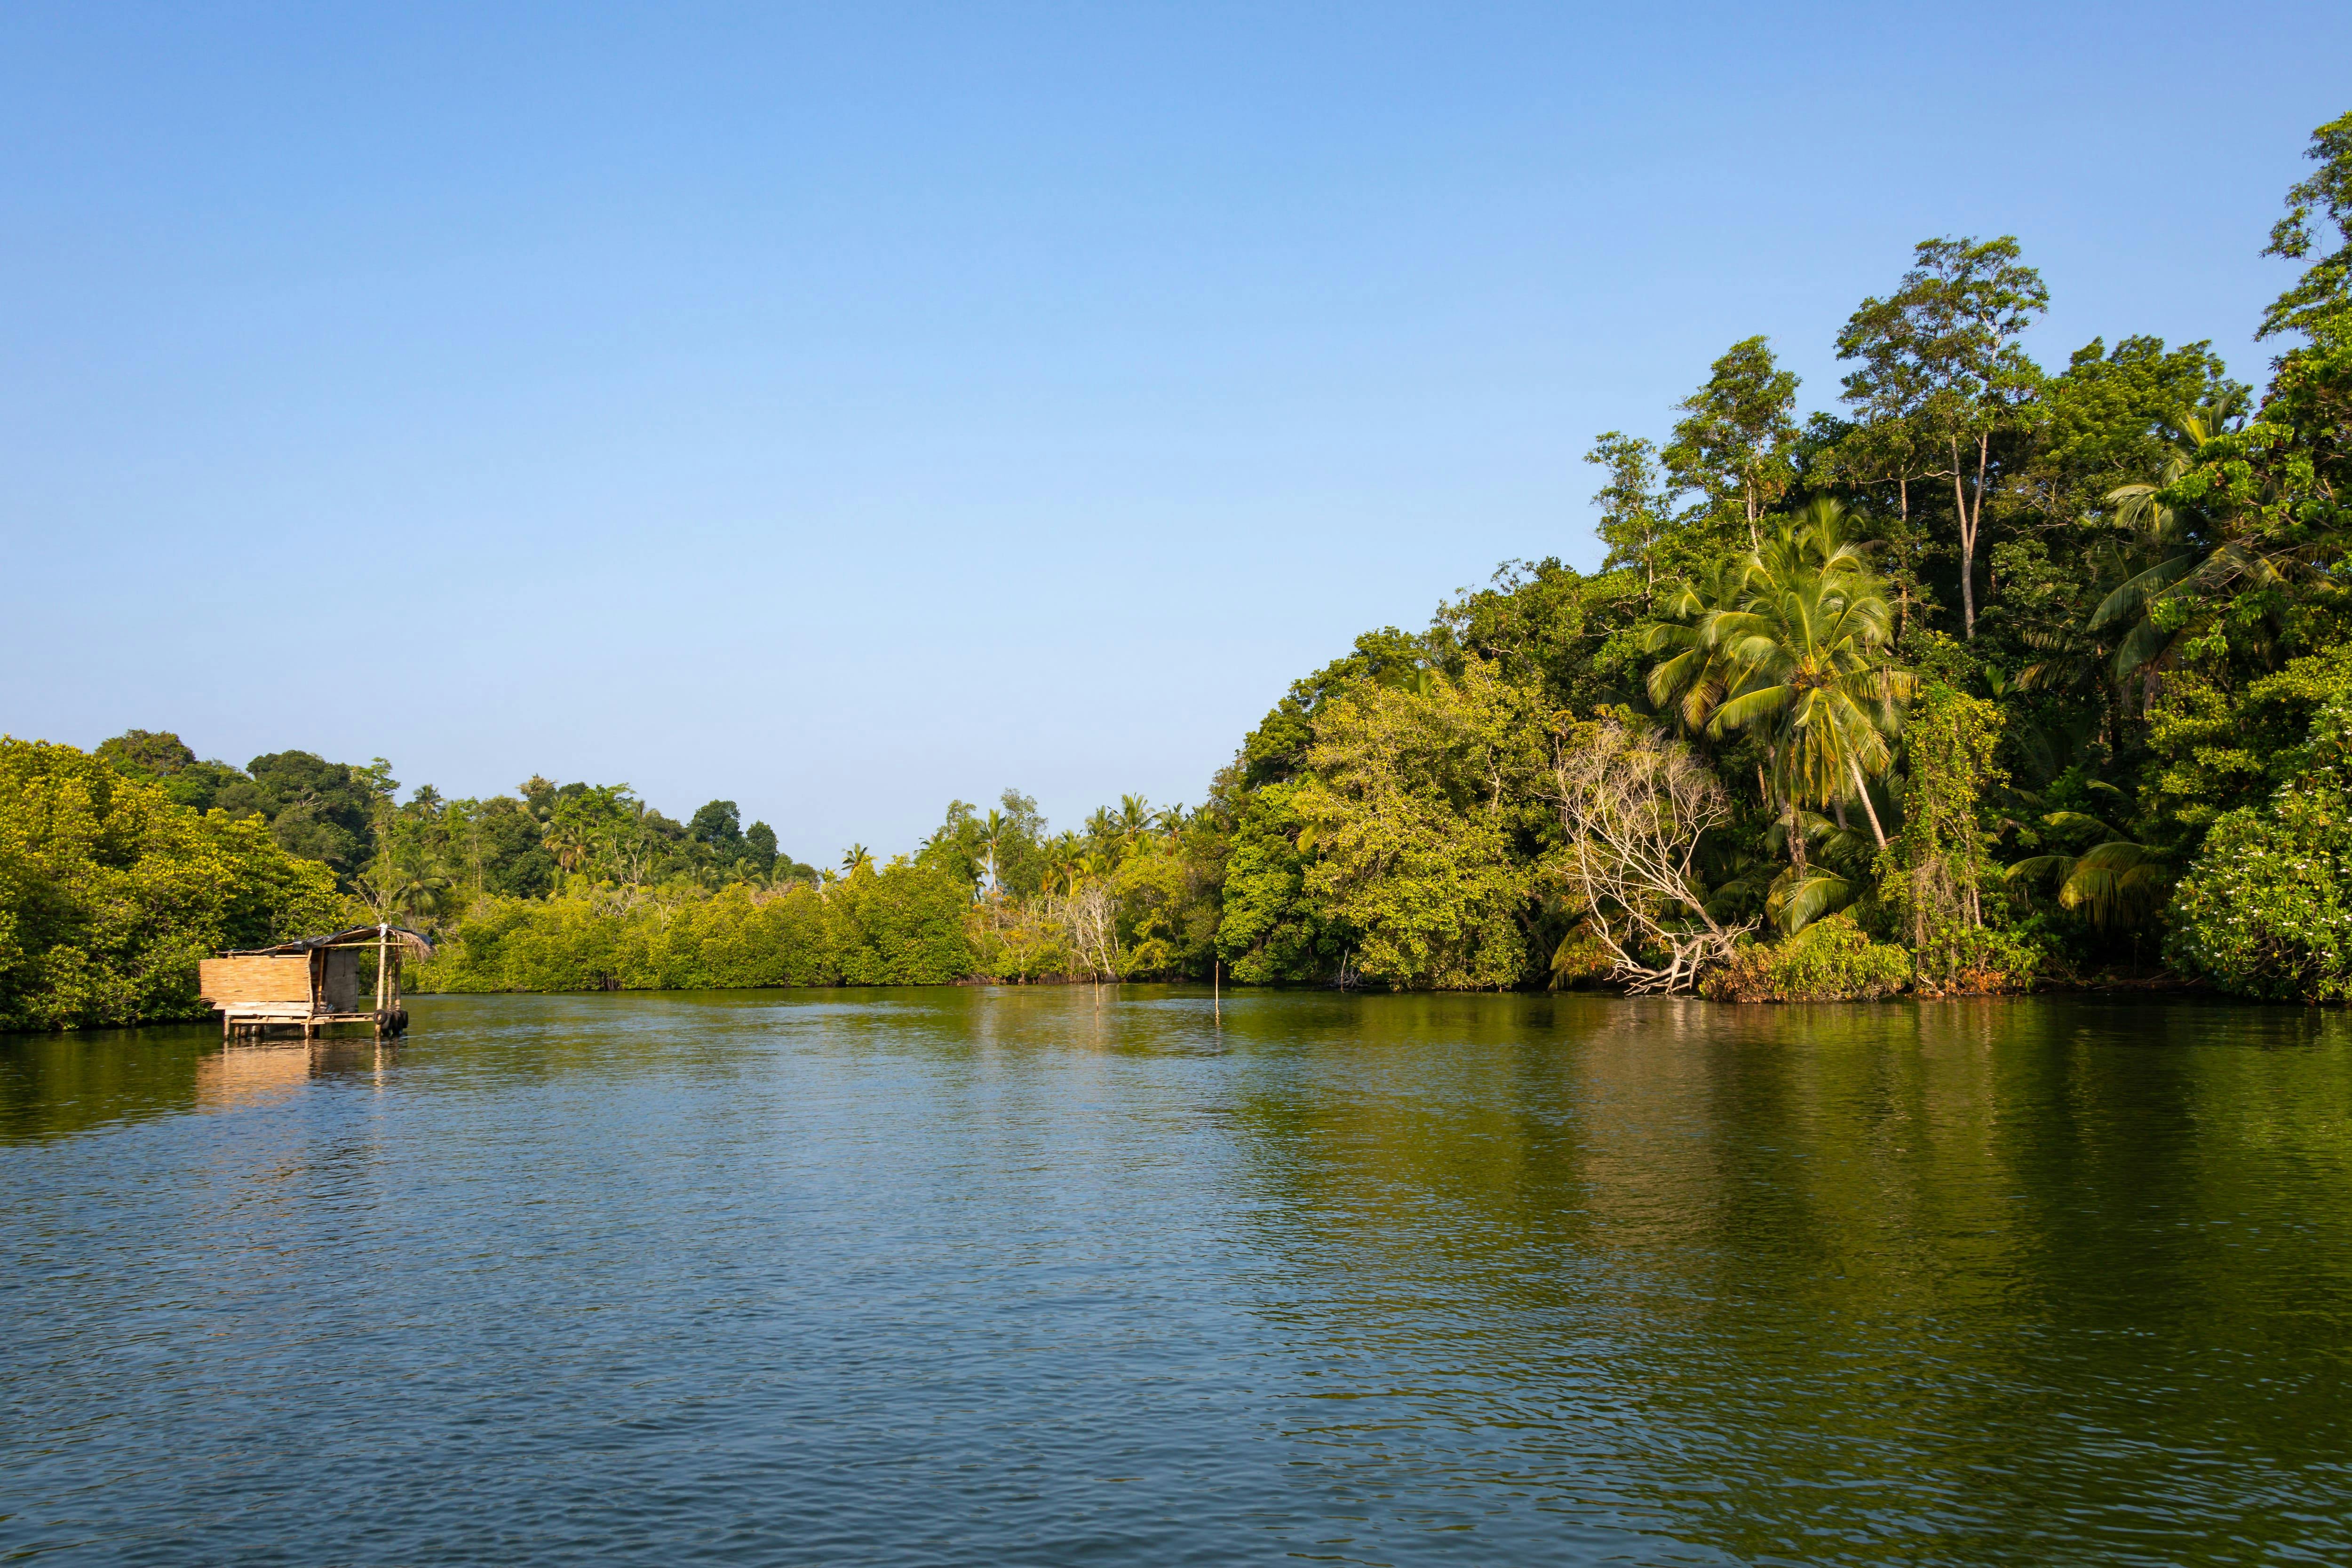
{"left": 1083, "top": 806, "right": 1119, "bottom": 859}
{"left": 1698, "top": 499, "right": 1914, "bottom": 853}
{"left": 1643, "top": 555, "right": 1757, "bottom": 733}
{"left": 1116, "top": 795, "right": 1153, "bottom": 855}
{"left": 1040, "top": 831, "right": 1096, "bottom": 896}
{"left": 359, "top": 852, "right": 455, "bottom": 928}
{"left": 542, "top": 821, "right": 593, "bottom": 879}
{"left": 2085, "top": 396, "right": 2273, "bottom": 694}
{"left": 841, "top": 844, "right": 874, "bottom": 875}
{"left": 973, "top": 808, "right": 1011, "bottom": 897}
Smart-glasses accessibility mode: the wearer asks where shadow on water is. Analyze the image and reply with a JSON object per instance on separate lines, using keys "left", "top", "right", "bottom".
{"left": 1198, "top": 994, "right": 2352, "bottom": 1563}
{"left": 3, "top": 989, "right": 2351, "bottom": 1565}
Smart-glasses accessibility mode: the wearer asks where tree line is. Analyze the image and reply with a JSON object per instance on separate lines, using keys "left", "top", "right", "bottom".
{"left": 5, "top": 111, "right": 2348, "bottom": 1027}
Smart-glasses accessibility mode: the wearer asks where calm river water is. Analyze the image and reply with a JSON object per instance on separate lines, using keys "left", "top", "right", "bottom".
{"left": 4, "top": 990, "right": 2351, "bottom": 1565}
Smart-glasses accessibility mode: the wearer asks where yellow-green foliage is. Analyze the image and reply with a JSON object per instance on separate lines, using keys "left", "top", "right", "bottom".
{"left": 0, "top": 738, "right": 346, "bottom": 1030}
{"left": 408, "top": 859, "right": 974, "bottom": 993}
{"left": 1111, "top": 842, "right": 1218, "bottom": 976}
{"left": 1701, "top": 914, "right": 1913, "bottom": 1002}
{"left": 966, "top": 898, "right": 1078, "bottom": 982}
{"left": 1294, "top": 662, "right": 1549, "bottom": 989}
{"left": 958, "top": 839, "right": 1219, "bottom": 983}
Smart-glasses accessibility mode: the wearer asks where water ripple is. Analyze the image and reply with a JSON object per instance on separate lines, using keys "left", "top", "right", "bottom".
{"left": 3, "top": 989, "right": 2349, "bottom": 1564}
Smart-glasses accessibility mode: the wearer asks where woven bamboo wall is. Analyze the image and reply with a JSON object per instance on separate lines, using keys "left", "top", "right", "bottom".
{"left": 199, "top": 955, "right": 312, "bottom": 1008}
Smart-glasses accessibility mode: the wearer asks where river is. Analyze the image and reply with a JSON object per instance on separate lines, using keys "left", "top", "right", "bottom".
{"left": 4, "top": 989, "right": 2349, "bottom": 1565}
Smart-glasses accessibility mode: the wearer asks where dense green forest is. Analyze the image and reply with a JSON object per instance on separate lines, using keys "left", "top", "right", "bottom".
{"left": 6, "top": 112, "right": 2349, "bottom": 1028}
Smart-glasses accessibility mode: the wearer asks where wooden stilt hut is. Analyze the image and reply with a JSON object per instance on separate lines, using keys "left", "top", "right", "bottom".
{"left": 199, "top": 924, "right": 433, "bottom": 1041}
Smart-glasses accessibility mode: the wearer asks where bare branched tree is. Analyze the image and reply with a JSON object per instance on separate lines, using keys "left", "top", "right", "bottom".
{"left": 1058, "top": 882, "right": 1122, "bottom": 981}
{"left": 1549, "top": 719, "right": 1752, "bottom": 993}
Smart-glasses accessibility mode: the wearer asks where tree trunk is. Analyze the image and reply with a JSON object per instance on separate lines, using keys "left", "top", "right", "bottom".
{"left": 1977, "top": 429, "right": 1995, "bottom": 606}
{"left": 1845, "top": 758, "right": 1889, "bottom": 850}
{"left": 1952, "top": 436, "right": 1978, "bottom": 640}
{"left": 1896, "top": 476, "right": 1911, "bottom": 643}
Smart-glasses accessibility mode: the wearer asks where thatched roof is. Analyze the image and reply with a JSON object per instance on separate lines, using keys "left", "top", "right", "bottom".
{"left": 226, "top": 924, "right": 435, "bottom": 959}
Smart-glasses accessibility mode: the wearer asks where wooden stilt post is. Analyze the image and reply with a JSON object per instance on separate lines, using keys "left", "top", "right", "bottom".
{"left": 374, "top": 924, "right": 389, "bottom": 1037}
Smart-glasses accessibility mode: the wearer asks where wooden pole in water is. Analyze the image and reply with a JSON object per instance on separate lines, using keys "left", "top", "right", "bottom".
{"left": 374, "top": 924, "right": 389, "bottom": 1037}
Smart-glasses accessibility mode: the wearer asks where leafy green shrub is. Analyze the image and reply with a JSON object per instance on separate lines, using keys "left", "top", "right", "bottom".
{"left": 1547, "top": 927, "right": 1616, "bottom": 989}
{"left": 1701, "top": 914, "right": 1913, "bottom": 1002}
{"left": 1920, "top": 924, "right": 2050, "bottom": 995}
{"left": 2166, "top": 709, "right": 2352, "bottom": 1001}
{"left": 0, "top": 738, "right": 346, "bottom": 1030}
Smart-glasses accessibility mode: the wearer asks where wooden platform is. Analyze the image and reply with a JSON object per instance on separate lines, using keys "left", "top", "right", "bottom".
{"left": 221, "top": 1008, "right": 410, "bottom": 1040}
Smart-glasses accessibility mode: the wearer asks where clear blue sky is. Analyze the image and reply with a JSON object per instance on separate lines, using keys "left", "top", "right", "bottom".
{"left": 5, "top": 2, "right": 2345, "bottom": 862}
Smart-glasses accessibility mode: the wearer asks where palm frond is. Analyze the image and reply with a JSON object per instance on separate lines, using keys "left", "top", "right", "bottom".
{"left": 1645, "top": 647, "right": 1704, "bottom": 706}
{"left": 2088, "top": 553, "right": 2196, "bottom": 630}
{"left": 1708, "top": 686, "right": 1794, "bottom": 735}
{"left": 1766, "top": 867, "right": 1856, "bottom": 936}
{"left": 2005, "top": 855, "right": 2073, "bottom": 887}
{"left": 2058, "top": 841, "right": 2169, "bottom": 929}
{"left": 2110, "top": 613, "right": 2182, "bottom": 683}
